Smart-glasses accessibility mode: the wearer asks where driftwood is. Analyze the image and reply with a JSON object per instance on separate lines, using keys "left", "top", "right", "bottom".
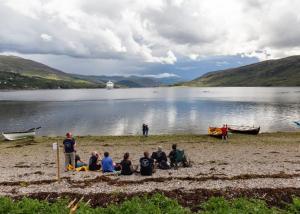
{"left": 69, "top": 196, "right": 84, "bottom": 214}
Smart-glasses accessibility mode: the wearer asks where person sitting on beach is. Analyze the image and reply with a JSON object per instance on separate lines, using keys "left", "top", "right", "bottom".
{"left": 101, "top": 152, "right": 115, "bottom": 173}
{"left": 63, "top": 132, "right": 76, "bottom": 171}
{"left": 88, "top": 151, "right": 101, "bottom": 171}
{"left": 140, "top": 151, "right": 154, "bottom": 176}
{"left": 168, "top": 144, "right": 189, "bottom": 168}
{"left": 151, "top": 146, "right": 170, "bottom": 170}
{"left": 120, "top": 152, "right": 136, "bottom": 175}
{"left": 75, "top": 154, "right": 87, "bottom": 168}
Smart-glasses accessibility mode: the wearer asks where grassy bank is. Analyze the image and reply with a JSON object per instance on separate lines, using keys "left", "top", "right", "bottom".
{"left": 1, "top": 194, "right": 300, "bottom": 214}
{"left": 3, "top": 131, "right": 299, "bottom": 145}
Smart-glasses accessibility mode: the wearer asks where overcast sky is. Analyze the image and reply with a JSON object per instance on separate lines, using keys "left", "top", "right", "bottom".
{"left": 1, "top": 0, "right": 300, "bottom": 79}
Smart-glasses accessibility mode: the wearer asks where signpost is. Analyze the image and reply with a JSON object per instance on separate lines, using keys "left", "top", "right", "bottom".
{"left": 52, "top": 143, "right": 60, "bottom": 182}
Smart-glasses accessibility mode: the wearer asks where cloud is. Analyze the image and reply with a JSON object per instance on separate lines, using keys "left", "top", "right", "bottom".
{"left": 149, "top": 50, "right": 177, "bottom": 64}
{"left": 0, "top": 0, "right": 299, "bottom": 77}
{"left": 140, "top": 73, "right": 180, "bottom": 78}
{"left": 40, "top": 33, "right": 52, "bottom": 42}
{"left": 216, "top": 61, "right": 229, "bottom": 67}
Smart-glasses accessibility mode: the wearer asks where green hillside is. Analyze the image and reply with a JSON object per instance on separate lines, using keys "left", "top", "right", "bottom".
{"left": 0, "top": 55, "right": 183, "bottom": 89}
{"left": 75, "top": 75, "right": 162, "bottom": 88}
{"left": 184, "top": 56, "right": 300, "bottom": 86}
{"left": 0, "top": 71, "right": 103, "bottom": 89}
{"left": 0, "top": 55, "right": 104, "bottom": 89}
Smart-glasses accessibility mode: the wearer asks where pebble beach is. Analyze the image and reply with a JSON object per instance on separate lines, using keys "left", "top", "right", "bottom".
{"left": 1, "top": 132, "right": 300, "bottom": 208}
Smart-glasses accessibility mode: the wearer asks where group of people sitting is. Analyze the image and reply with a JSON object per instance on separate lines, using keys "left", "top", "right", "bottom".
{"left": 63, "top": 133, "right": 190, "bottom": 176}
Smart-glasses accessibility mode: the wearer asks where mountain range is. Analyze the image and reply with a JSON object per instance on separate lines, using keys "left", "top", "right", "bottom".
{"left": 1, "top": 55, "right": 300, "bottom": 89}
{"left": 182, "top": 55, "right": 300, "bottom": 87}
{"left": 0, "top": 55, "right": 181, "bottom": 89}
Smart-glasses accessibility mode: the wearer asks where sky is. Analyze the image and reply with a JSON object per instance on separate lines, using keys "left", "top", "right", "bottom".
{"left": 1, "top": 0, "right": 300, "bottom": 80}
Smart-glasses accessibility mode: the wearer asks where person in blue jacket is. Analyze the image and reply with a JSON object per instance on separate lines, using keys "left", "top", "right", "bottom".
{"left": 101, "top": 152, "right": 115, "bottom": 173}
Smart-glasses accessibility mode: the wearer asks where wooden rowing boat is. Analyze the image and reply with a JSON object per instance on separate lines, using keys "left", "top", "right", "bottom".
{"left": 2, "top": 127, "right": 41, "bottom": 141}
{"left": 228, "top": 125, "right": 260, "bottom": 135}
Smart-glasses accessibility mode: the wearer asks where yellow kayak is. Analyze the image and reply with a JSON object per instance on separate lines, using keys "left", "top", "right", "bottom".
{"left": 208, "top": 127, "right": 222, "bottom": 138}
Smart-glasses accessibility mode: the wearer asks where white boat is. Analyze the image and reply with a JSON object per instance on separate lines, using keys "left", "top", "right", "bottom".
{"left": 106, "top": 80, "right": 114, "bottom": 89}
{"left": 2, "top": 127, "right": 41, "bottom": 141}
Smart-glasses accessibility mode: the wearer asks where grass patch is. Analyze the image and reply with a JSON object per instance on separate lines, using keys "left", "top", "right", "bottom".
{"left": 1, "top": 132, "right": 300, "bottom": 146}
{"left": 29, "top": 132, "right": 300, "bottom": 144}
{"left": 2, "top": 194, "right": 300, "bottom": 213}
{"left": 200, "top": 197, "right": 280, "bottom": 213}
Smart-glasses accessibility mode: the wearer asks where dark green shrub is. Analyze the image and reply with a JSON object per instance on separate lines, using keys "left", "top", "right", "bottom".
{"left": 0, "top": 197, "right": 15, "bottom": 213}
{"left": 76, "top": 193, "right": 190, "bottom": 214}
{"left": 200, "top": 197, "right": 281, "bottom": 214}
{"left": 285, "top": 197, "right": 300, "bottom": 214}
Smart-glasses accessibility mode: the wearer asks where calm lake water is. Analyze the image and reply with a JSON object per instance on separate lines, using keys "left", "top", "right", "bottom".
{"left": 0, "top": 87, "right": 299, "bottom": 136}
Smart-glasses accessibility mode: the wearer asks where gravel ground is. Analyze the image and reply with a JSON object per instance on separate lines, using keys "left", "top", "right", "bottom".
{"left": 1, "top": 132, "right": 300, "bottom": 199}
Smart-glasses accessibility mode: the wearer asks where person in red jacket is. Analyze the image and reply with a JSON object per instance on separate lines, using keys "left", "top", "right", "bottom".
{"left": 221, "top": 124, "right": 228, "bottom": 143}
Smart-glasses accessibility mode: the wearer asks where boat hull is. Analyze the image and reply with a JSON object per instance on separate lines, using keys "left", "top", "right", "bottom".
{"left": 208, "top": 127, "right": 223, "bottom": 138}
{"left": 2, "top": 131, "right": 35, "bottom": 141}
{"left": 228, "top": 127, "right": 260, "bottom": 135}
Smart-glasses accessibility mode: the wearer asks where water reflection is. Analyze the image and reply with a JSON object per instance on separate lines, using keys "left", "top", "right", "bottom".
{"left": 0, "top": 88, "right": 299, "bottom": 135}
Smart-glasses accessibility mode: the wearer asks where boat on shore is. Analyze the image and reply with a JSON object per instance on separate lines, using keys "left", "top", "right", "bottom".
{"left": 294, "top": 121, "right": 300, "bottom": 127}
{"left": 2, "top": 127, "right": 41, "bottom": 141}
{"left": 228, "top": 125, "right": 260, "bottom": 135}
{"left": 208, "top": 127, "right": 223, "bottom": 138}
{"left": 106, "top": 80, "right": 114, "bottom": 89}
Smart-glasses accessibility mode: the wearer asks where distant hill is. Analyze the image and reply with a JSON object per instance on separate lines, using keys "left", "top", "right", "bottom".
{"left": 0, "top": 55, "right": 182, "bottom": 89}
{"left": 76, "top": 75, "right": 182, "bottom": 88}
{"left": 182, "top": 56, "right": 300, "bottom": 86}
{"left": 0, "top": 55, "right": 104, "bottom": 89}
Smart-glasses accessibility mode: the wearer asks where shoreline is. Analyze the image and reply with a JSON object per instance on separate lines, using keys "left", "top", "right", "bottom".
{"left": 1, "top": 86, "right": 300, "bottom": 91}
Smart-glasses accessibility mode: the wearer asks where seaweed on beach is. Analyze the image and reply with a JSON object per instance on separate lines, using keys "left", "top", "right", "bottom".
{"left": 1, "top": 172, "right": 300, "bottom": 187}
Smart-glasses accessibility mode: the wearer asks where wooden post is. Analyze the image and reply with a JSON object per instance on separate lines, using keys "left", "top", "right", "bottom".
{"left": 53, "top": 142, "right": 61, "bottom": 183}
{"left": 57, "top": 143, "right": 60, "bottom": 182}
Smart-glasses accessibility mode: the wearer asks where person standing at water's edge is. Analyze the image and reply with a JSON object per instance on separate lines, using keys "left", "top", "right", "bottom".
{"left": 63, "top": 132, "right": 76, "bottom": 171}
{"left": 142, "top": 124, "right": 149, "bottom": 137}
{"left": 145, "top": 125, "right": 149, "bottom": 137}
{"left": 142, "top": 124, "right": 146, "bottom": 136}
{"left": 221, "top": 124, "right": 228, "bottom": 143}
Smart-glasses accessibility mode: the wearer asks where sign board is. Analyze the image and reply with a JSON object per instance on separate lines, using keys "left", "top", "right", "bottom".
{"left": 52, "top": 143, "right": 58, "bottom": 150}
